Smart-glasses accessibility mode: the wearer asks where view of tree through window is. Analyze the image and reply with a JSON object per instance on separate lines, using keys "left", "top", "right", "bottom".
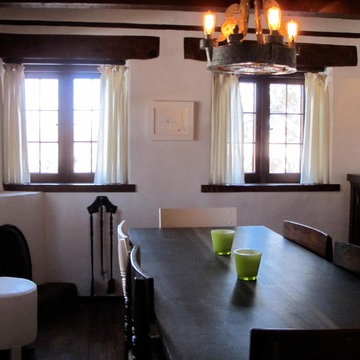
{"left": 240, "top": 82, "right": 256, "bottom": 173}
{"left": 239, "top": 76, "right": 304, "bottom": 183}
{"left": 269, "top": 83, "right": 303, "bottom": 174}
{"left": 25, "top": 70, "right": 100, "bottom": 183}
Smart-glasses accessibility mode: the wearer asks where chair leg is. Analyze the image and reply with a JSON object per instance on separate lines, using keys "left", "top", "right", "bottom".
{"left": 124, "top": 295, "right": 132, "bottom": 360}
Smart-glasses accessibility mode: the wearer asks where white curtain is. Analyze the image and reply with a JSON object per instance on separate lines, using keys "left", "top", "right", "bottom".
{"left": 1, "top": 63, "right": 29, "bottom": 184}
{"left": 301, "top": 72, "right": 330, "bottom": 184}
{"left": 95, "top": 65, "right": 129, "bottom": 184}
{"left": 210, "top": 73, "right": 244, "bottom": 184}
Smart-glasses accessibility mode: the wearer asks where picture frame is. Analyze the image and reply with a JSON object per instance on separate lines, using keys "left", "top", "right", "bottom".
{"left": 149, "top": 101, "right": 194, "bottom": 141}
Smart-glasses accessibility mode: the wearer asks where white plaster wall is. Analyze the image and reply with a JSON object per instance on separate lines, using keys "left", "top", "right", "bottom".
{"left": 0, "top": 192, "right": 46, "bottom": 284}
{"left": 1, "top": 8, "right": 360, "bottom": 294}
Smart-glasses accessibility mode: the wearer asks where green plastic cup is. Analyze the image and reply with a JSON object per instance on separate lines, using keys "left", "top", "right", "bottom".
{"left": 233, "top": 248, "right": 262, "bottom": 281}
{"left": 211, "top": 229, "right": 235, "bottom": 255}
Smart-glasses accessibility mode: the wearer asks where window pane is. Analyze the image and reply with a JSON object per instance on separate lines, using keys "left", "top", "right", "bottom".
{"left": 244, "top": 143, "right": 254, "bottom": 173}
{"left": 40, "top": 143, "right": 58, "bottom": 173}
{"left": 92, "top": 143, "right": 97, "bottom": 172}
{"left": 40, "top": 111, "right": 58, "bottom": 142}
{"left": 28, "top": 143, "right": 39, "bottom": 173}
{"left": 287, "top": 115, "right": 301, "bottom": 143}
{"left": 26, "top": 111, "right": 40, "bottom": 142}
{"left": 90, "top": 80, "right": 100, "bottom": 110}
{"left": 269, "top": 81, "right": 304, "bottom": 177}
{"left": 25, "top": 80, "right": 40, "bottom": 110}
{"left": 74, "top": 79, "right": 100, "bottom": 110}
{"left": 244, "top": 114, "right": 255, "bottom": 143}
{"left": 286, "top": 144, "right": 301, "bottom": 173}
{"left": 25, "top": 78, "right": 59, "bottom": 175}
{"left": 287, "top": 85, "right": 302, "bottom": 113}
{"left": 73, "top": 78, "right": 100, "bottom": 175}
{"left": 40, "top": 79, "right": 58, "bottom": 110}
{"left": 92, "top": 111, "right": 99, "bottom": 142}
{"left": 74, "top": 143, "right": 92, "bottom": 173}
{"left": 269, "top": 144, "right": 285, "bottom": 173}
{"left": 270, "top": 84, "right": 286, "bottom": 113}
{"left": 269, "top": 115, "right": 286, "bottom": 143}
{"left": 74, "top": 111, "right": 92, "bottom": 141}
{"left": 240, "top": 82, "right": 256, "bottom": 113}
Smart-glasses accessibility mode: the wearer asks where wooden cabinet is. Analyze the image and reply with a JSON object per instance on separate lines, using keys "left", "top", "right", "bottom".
{"left": 347, "top": 174, "right": 360, "bottom": 245}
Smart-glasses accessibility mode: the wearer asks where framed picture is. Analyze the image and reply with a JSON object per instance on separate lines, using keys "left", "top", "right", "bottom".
{"left": 149, "top": 101, "right": 194, "bottom": 141}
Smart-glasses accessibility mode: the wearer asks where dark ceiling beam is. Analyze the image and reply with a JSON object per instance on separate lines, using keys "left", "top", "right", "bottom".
{"left": 184, "top": 37, "right": 358, "bottom": 72}
{"left": 0, "top": 34, "right": 160, "bottom": 63}
{"left": 0, "top": 0, "right": 360, "bottom": 19}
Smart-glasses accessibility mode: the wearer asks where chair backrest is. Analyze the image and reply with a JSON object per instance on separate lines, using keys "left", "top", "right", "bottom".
{"left": 118, "top": 221, "right": 132, "bottom": 358}
{"left": 0, "top": 224, "right": 32, "bottom": 280}
{"left": 118, "top": 222, "right": 132, "bottom": 296}
{"left": 159, "top": 207, "right": 237, "bottom": 228}
{"left": 128, "top": 245, "right": 155, "bottom": 360}
{"left": 118, "top": 219, "right": 130, "bottom": 240}
{"left": 333, "top": 241, "right": 360, "bottom": 276}
{"left": 283, "top": 220, "right": 333, "bottom": 261}
{"left": 249, "top": 328, "right": 360, "bottom": 360}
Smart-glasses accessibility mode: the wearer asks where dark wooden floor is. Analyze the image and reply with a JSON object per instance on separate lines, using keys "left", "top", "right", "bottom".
{"left": 33, "top": 297, "right": 125, "bottom": 360}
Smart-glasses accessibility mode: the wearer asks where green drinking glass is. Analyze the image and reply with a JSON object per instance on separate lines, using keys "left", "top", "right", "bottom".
{"left": 211, "top": 229, "right": 235, "bottom": 255}
{"left": 233, "top": 248, "right": 262, "bottom": 281}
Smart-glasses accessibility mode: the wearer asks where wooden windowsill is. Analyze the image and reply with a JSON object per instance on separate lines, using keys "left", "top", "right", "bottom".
{"left": 201, "top": 183, "right": 341, "bottom": 192}
{"left": 3, "top": 183, "right": 136, "bottom": 193}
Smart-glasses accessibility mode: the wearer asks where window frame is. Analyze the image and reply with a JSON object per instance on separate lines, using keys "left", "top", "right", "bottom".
{"left": 25, "top": 65, "right": 100, "bottom": 184}
{"left": 240, "top": 73, "right": 305, "bottom": 184}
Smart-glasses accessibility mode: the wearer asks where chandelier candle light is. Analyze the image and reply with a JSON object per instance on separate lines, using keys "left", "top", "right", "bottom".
{"left": 200, "top": 0, "right": 298, "bottom": 75}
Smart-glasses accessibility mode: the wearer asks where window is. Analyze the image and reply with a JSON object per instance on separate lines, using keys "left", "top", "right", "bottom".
{"left": 25, "top": 66, "right": 100, "bottom": 183}
{"left": 240, "top": 75, "right": 304, "bottom": 183}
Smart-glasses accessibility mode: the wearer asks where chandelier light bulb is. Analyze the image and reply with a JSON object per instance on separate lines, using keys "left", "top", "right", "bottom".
{"left": 267, "top": 6, "right": 282, "bottom": 34}
{"left": 203, "top": 11, "right": 216, "bottom": 38}
{"left": 287, "top": 20, "right": 298, "bottom": 42}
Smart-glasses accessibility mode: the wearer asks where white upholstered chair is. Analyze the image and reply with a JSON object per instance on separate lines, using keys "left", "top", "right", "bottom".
{"left": 117, "top": 220, "right": 131, "bottom": 295}
{"left": 159, "top": 207, "right": 237, "bottom": 228}
{"left": 0, "top": 277, "right": 37, "bottom": 360}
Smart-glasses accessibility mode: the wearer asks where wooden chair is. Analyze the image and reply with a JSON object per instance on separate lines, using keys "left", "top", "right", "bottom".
{"left": 124, "top": 251, "right": 133, "bottom": 360}
{"left": 118, "top": 219, "right": 130, "bottom": 240}
{"left": 249, "top": 328, "right": 360, "bottom": 360}
{"left": 126, "top": 245, "right": 167, "bottom": 360}
{"left": 159, "top": 207, "right": 237, "bottom": 228}
{"left": 283, "top": 220, "right": 333, "bottom": 261}
{"left": 117, "top": 220, "right": 132, "bottom": 295}
{"left": 333, "top": 241, "right": 360, "bottom": 276}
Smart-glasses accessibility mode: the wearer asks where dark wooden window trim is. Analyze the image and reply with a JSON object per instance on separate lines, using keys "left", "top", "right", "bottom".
{"left": 25, "top": 68, "right": 100, "bottom": 183}
{"left": 3, "top": 183, "right": 136, "bottom": 193}
{"left": 201, "top": 184, "right": 340, "bottom": 192}
{"left": 241, "top": 74, "right": 305, "bottom": 184}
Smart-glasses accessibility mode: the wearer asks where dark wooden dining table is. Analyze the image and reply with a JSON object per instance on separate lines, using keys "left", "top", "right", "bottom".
{"left": 129, "top": 226, "right": 360, "bottom": 360}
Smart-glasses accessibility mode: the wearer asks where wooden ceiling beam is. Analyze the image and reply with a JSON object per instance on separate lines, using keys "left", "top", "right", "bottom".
{"left": 0, "top": 33, "right": 160, "bottom": 63}
{"left": 1, "top": 0, "right": 360, "bottom": 19}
